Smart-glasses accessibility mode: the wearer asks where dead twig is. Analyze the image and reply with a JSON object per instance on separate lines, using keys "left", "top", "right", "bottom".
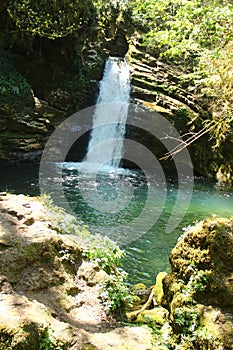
{"left": 160, "top": 121, "right": 215, "bottom": 160}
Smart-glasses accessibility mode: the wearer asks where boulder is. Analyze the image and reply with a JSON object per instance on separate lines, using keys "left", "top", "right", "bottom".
{"left": 162, "top": 216, "right": 233, "bottom": 349}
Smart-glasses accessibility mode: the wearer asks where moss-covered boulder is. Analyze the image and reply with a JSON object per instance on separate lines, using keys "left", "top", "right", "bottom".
{"left": 162, "top": 216, "right": 233, "bottom": 349}
{"left": 164, "top": 217, "right": 233, "bottom": 307}
{"left": 153, "top": 272, "right": 167, "bottom": 305}
{"left": 130, "top": 283, "right": 150, "bottom": 305}
{"left": 136, "top": 307, "right": 169, "bottom": 326}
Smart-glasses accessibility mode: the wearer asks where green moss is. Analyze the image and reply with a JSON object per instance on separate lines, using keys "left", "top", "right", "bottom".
{"left": 137, "top": 307, "right": 168, "bottom": 326}
{"left": 0, "top": 323, "right": 41, "bottom": 350}
{"left": 0, "top": 51, "right": 33, "bottom": 111}
{"left": 153, "top": 272, "right": 167, "bottom": 305}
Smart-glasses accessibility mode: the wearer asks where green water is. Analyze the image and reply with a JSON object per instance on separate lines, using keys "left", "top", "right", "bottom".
{"left": 61, "top": 164, "right": 233, "bottom": 286}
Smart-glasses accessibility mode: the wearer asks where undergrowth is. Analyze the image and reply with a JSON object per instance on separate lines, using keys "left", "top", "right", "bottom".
{"left": 39, "top": 327, "right": 68, "bottom": 350}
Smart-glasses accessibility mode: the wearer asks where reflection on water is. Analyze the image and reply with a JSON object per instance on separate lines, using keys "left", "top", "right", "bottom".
{"left": 0, "top": 161, "right": 39, "bottom": 195}
{"left": 0, "top": 160, "right": 232, "bottom": 285}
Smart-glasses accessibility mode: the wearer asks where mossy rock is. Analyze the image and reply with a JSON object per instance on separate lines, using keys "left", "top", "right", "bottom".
{"left": 161, "top": 273, "right": 184, "bottom": 311}
{"left": 0, "top": 323, "right": 41, "bottom": 350}
{"left": 153, "top": 271, "right": 167, "bottom": 305}
{"left": 167, "top": 217, "right": 233, "bottom": 307}
{"left": 198, "top": 306, "right": 233, "bottom": 349}
{"left": 131, "top": 283, "right": 150, "bottom": 304}
{"left": 162, "top": 216, "right": 233, "bottom": 348}
{"left": 136, "top": 307, "right": 169, "bottom": 326}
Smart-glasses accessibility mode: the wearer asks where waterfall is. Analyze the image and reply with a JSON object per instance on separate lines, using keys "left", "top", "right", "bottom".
{"left": 85, "top": 57, "right": 130, "bottom": 168}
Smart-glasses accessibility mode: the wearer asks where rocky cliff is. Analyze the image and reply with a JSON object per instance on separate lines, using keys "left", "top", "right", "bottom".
{"left": 127, "top": 42, "right": 232, "bottom": 184}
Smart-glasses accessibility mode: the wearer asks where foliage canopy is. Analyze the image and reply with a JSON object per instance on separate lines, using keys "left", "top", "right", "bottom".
{"left": 7, "top": 0, "right": 96, "bottom": 39}
{"left": 129, "top": 0, "right": 233, "bottom": 150}
{"left": 130, "top": 0, "right": 233, "bottom": 64}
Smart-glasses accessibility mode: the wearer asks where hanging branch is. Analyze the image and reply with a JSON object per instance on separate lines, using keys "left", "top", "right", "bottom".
{"left": 160, "top": 121, "right": 216, "bottom": 160}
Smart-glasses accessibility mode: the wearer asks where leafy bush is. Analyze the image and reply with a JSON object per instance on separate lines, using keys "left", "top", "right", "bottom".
{"left": 174, "top": 307, "right": 200, "bottom": 335}
{"left": 100, "top": 273, "right": 139, "bottom": 312}
{"left": 83, "top": 235, "right": 139, "bottom": 312}
{"left": 7, "top": 0, "right": 96, "bottom": 40}
{"left": 130, "top": 0, "right": 233, "bottom": 64}
{"left": 83, "top": 234, "right": 124, "bottom": 274}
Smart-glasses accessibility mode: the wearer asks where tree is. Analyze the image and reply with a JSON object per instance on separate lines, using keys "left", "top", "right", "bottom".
{"left": 6, "top": 0, "right": 96, "bottom": 40}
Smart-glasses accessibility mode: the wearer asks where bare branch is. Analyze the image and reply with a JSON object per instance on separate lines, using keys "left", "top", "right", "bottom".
{"left": 160, "top": 121, "right": 215, "bottom": 160}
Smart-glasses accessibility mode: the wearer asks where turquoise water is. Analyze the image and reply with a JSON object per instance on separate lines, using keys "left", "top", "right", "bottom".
{"left": 60, "top": 164, "right": 233, "bottom": 286}
{"left": 124, "top": 185, "right": 233, "bottom": 285}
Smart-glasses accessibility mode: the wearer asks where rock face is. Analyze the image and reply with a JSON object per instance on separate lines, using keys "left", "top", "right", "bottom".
{"left": 129, "top": 47, "right": 203, "bottom": 117}
{"left": 0, "top": 99, "right": 67, "bottom": 161}
{"left": 162, "top": 216, "right": 233, "bottom": 349}
{"left": 127, "top": 44, "right": 222, "bottom": 179}
{"left": 0, "top": 193, "right": 156, "bottom": 349}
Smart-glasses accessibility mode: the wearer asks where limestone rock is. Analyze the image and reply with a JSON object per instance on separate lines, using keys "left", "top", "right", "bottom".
{"left": 166, "top": 217, "right": 233, "bottom": 307}
{"left": 199, "top": 305, "right": 233, "bottom": 349}
{"left": 0, "top": 193, "right": 156, "bottom": 349}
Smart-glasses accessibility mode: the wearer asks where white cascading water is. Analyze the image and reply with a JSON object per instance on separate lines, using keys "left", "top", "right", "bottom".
{"left": 85, "top": 57, "right": 130, "bottom": 168}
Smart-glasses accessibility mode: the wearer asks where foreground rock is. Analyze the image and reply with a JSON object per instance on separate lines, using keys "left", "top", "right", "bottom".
{"left": 0, "top": 193, "right": 156, "bottom": 349}
{"left": 162, "top": 216, "right": 233, "bottom": 349}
